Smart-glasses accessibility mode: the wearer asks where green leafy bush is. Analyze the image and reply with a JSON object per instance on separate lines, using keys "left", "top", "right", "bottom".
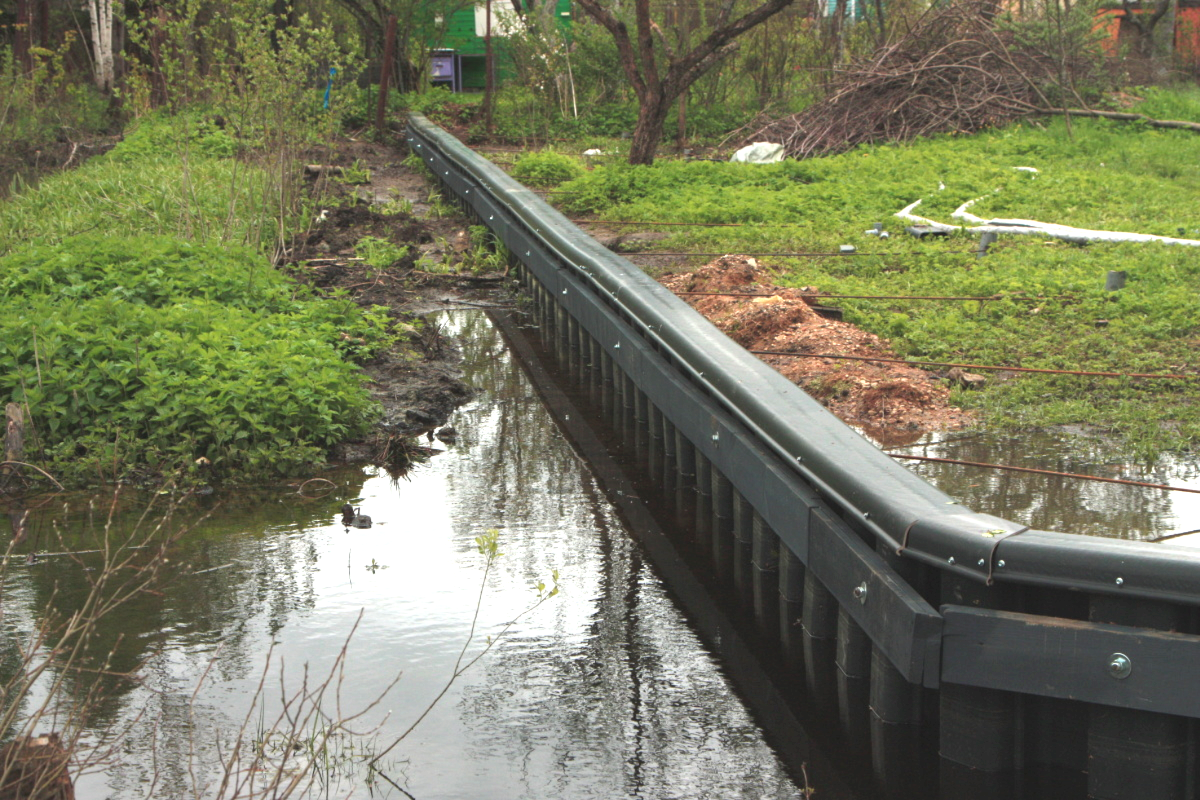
{"left": 107, "top": 112, "right": 242, "bottom": 163}
{"left": 510, "top": 150, "right": 585, "bottom": 187}
{"left": 0, "top": 235, "right": 392, "bottom": 481}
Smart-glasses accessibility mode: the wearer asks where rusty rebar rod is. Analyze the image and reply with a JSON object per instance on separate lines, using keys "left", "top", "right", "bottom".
{"left": 678, "top": 290, "right": 1048, "bottom": 302}
{"left": 890, "top": 453, "right": 1200, "bottom": 495}
{"left": 748, "top": 350, "right": 1198, "bottom": 381}
{"left": 624, "top": 250, "right": 976, "bottom": 258}
{"left": 625, "top": 251, "right": 909, "bottom": 258}
{"left": 573, "top": 219, "right": 746, "bottom": 227}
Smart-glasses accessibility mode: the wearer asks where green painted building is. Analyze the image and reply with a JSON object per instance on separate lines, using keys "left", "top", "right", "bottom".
{"left": 436, "top": 0, "right": 573, "bottom": 90}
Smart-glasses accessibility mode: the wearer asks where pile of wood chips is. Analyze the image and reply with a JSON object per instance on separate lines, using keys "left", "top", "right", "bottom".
{"left": 661, "top": 256, "right": 973, "bottom": 441}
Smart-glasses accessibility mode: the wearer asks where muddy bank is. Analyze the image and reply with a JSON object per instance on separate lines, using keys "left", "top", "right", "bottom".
{"left": 285, "top": 138, "right": 511, "bottom": 466}
{"left": 661, "top": 256, "right": 973, "bottom": 442}
{"left": 0, "top": 135, "right": 120, "bottom": 199}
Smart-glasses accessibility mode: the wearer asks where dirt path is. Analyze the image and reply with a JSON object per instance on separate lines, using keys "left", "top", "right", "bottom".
{"left": 284, "top": 137, "right": 505, "bottom": 465}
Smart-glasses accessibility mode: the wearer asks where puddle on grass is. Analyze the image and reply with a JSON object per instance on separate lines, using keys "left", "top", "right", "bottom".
{"left": 0, "top": 311, "right": 811, "bottom": 800}
{"left": 881, "top": 427, "right": 1200, "bottom": 545}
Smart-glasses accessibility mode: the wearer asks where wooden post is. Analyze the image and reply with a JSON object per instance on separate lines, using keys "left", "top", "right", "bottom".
{"left": 0, "top": 733, "right": 76, "bottom": 800}
{"left": 677, "top": 92, "right": 687, "bottom": 153}
{"left": 4, "top": 404, "right": 23, "bottom": 476}
{"left": 375, "top": 14, "right": 398, "bottom": 139}
{"left": 485, "top": 0, "right": 495, "bottom": 136}
{"left": 15, "top": 0, "right": 33, "bottom": 74}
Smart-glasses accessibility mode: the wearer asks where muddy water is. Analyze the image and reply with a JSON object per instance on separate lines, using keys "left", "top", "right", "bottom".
{"left": 1, "top": 311, "right": 814, "bottom": 800}
{"left": 883, "top": 428, "right": 1200, "bottom": 545}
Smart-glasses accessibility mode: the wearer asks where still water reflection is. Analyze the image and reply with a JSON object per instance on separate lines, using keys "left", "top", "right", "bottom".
{"left": 884, "top": 427, "right": 1200, "bottom": 544}
{"left": 2, "top": 312, "right": 803, "bottom": 799}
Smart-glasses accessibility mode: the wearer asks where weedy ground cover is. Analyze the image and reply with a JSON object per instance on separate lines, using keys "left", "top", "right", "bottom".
{"left": 553, "top": 88, "right": 1200, "bottom": 457}
{"left": 0, "top": 114, "right": 399, "bottom": 485}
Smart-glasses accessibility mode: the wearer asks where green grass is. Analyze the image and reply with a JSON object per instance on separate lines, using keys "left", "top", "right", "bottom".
{"left": 555, "top": 89, "right": 1200, "bottom": 457}
{"left": 0, "top": 114, "right": 396, "bottom": 484}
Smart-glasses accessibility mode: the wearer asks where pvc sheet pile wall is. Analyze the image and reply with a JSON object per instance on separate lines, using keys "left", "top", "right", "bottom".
{"left": 407, "top": 113, "right": 1200, "bottom": 800}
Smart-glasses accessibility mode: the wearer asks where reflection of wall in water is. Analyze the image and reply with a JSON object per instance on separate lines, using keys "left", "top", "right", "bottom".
{"left": 437, "top": 312, "right": 797, "bottom": 798}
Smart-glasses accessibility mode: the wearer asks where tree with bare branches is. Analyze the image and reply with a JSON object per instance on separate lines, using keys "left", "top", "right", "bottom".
{"left": 574, "top": 0, "right": 796, "bottom": 164}
{"left": 1118, "top": 0, "right": 1174, "bottom": 63}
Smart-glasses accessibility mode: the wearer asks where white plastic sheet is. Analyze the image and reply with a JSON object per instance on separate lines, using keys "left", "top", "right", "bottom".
{"left": 730, "top": 142, "right": 786, "bottom": 164}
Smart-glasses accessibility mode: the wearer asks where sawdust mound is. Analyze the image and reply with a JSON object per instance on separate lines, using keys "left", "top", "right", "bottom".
{"left": 661, "top": 255, "right": 972, "bottom": 440}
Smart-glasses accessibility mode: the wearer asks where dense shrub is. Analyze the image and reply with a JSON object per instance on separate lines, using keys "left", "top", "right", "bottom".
{"left": 0, "top": 236, "right": 392, "bottom": 480}
{"left": 510, "top": 150, "right": 584, "bottom": 187}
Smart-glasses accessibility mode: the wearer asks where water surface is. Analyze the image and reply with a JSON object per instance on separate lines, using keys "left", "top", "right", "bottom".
{"left": 2, "top": 311, "right": 806, "bottom": 800}
{"left": 884, "top": 427, "right": 1200, "bottom": 544}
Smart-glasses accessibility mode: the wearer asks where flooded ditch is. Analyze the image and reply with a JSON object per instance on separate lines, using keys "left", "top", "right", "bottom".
{"left": 5, "top": 304, "right": 1200, "bottom": 799}
{"left": 1, "top": 311, "right": 826, "bottom": 800}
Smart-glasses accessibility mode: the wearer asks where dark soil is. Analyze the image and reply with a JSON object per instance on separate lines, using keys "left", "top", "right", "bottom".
{"left": 0, "top": 135, "right": 120, "bottom": 199}
{"left": 284, "top": 136, "right": 508, "bottom": 467}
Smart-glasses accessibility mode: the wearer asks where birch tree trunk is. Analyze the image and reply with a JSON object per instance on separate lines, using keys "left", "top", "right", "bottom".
{"left": 87, "top": 0, "right": 116, "bottom": 93}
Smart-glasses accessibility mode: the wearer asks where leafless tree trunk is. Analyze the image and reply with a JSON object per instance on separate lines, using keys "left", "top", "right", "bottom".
{"left": 87, "top": 0, "right": 116, "bottom": 93}
{"left": 576, "top": 0, "right": 795, "bottom": 165}
{"left": 15, "top": 0, "right": 33, "bottom": 73}
{"left": 1120, "top": 0, "right": 1172, "bottom": 60}
{"left": 37, "top": 0, "right": 50, "bottom": 48}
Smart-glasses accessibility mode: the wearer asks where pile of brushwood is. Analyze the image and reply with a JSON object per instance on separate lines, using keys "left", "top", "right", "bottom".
{"left": 745, "top": 1, "right": 1099, "bottom": 158}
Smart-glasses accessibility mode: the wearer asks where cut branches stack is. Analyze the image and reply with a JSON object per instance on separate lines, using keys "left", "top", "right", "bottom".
{"left": 744, "top": 2, "right": 1092, "bottom": 158}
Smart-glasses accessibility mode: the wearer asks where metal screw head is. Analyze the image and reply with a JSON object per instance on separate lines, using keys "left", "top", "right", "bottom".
{"left": 1115, "top": 577, "right": 1124, "bottom": 586}
{"left": 978, "top": 559, "right": 986, "bottom": 567}
{"left": 947, "top": 556, "right": 956, "bottom": 565}
{"left": 853, "top": 583, "right": 868, "bottom": 604}
{"left": 1108, "top": 653, "right": 1132, "bottom": 679}
{"left": 997, "top": 560, "right": 1006, "bottom": 568}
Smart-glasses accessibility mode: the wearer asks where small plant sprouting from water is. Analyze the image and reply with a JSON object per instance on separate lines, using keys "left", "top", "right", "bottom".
{"left": 367, "top": 528, "right": 560, "bottom": 776}
{"left": 339, "top": 159, "right": 372, "bottom": 186}
{"left": 252, "top": 709, "right": 398, "bottom": 798}
{"left": 355, "top": 235, "right": 410, "bottom": 270}
{"left": 425, "top": 188, "right": 457, "bottom": 220}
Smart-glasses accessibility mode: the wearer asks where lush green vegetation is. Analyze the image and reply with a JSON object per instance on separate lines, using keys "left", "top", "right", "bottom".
{"left": 0, "top": 235, "right": 393, "bottom": 484}
{"left": 555, "top": 88, "right": 1200, "bottom": 457}
{"left": 510, "top": 149, "right": 586, "bottom": 186}
{"left": 0, "top": 108, "right": 402, "bottom": 484}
